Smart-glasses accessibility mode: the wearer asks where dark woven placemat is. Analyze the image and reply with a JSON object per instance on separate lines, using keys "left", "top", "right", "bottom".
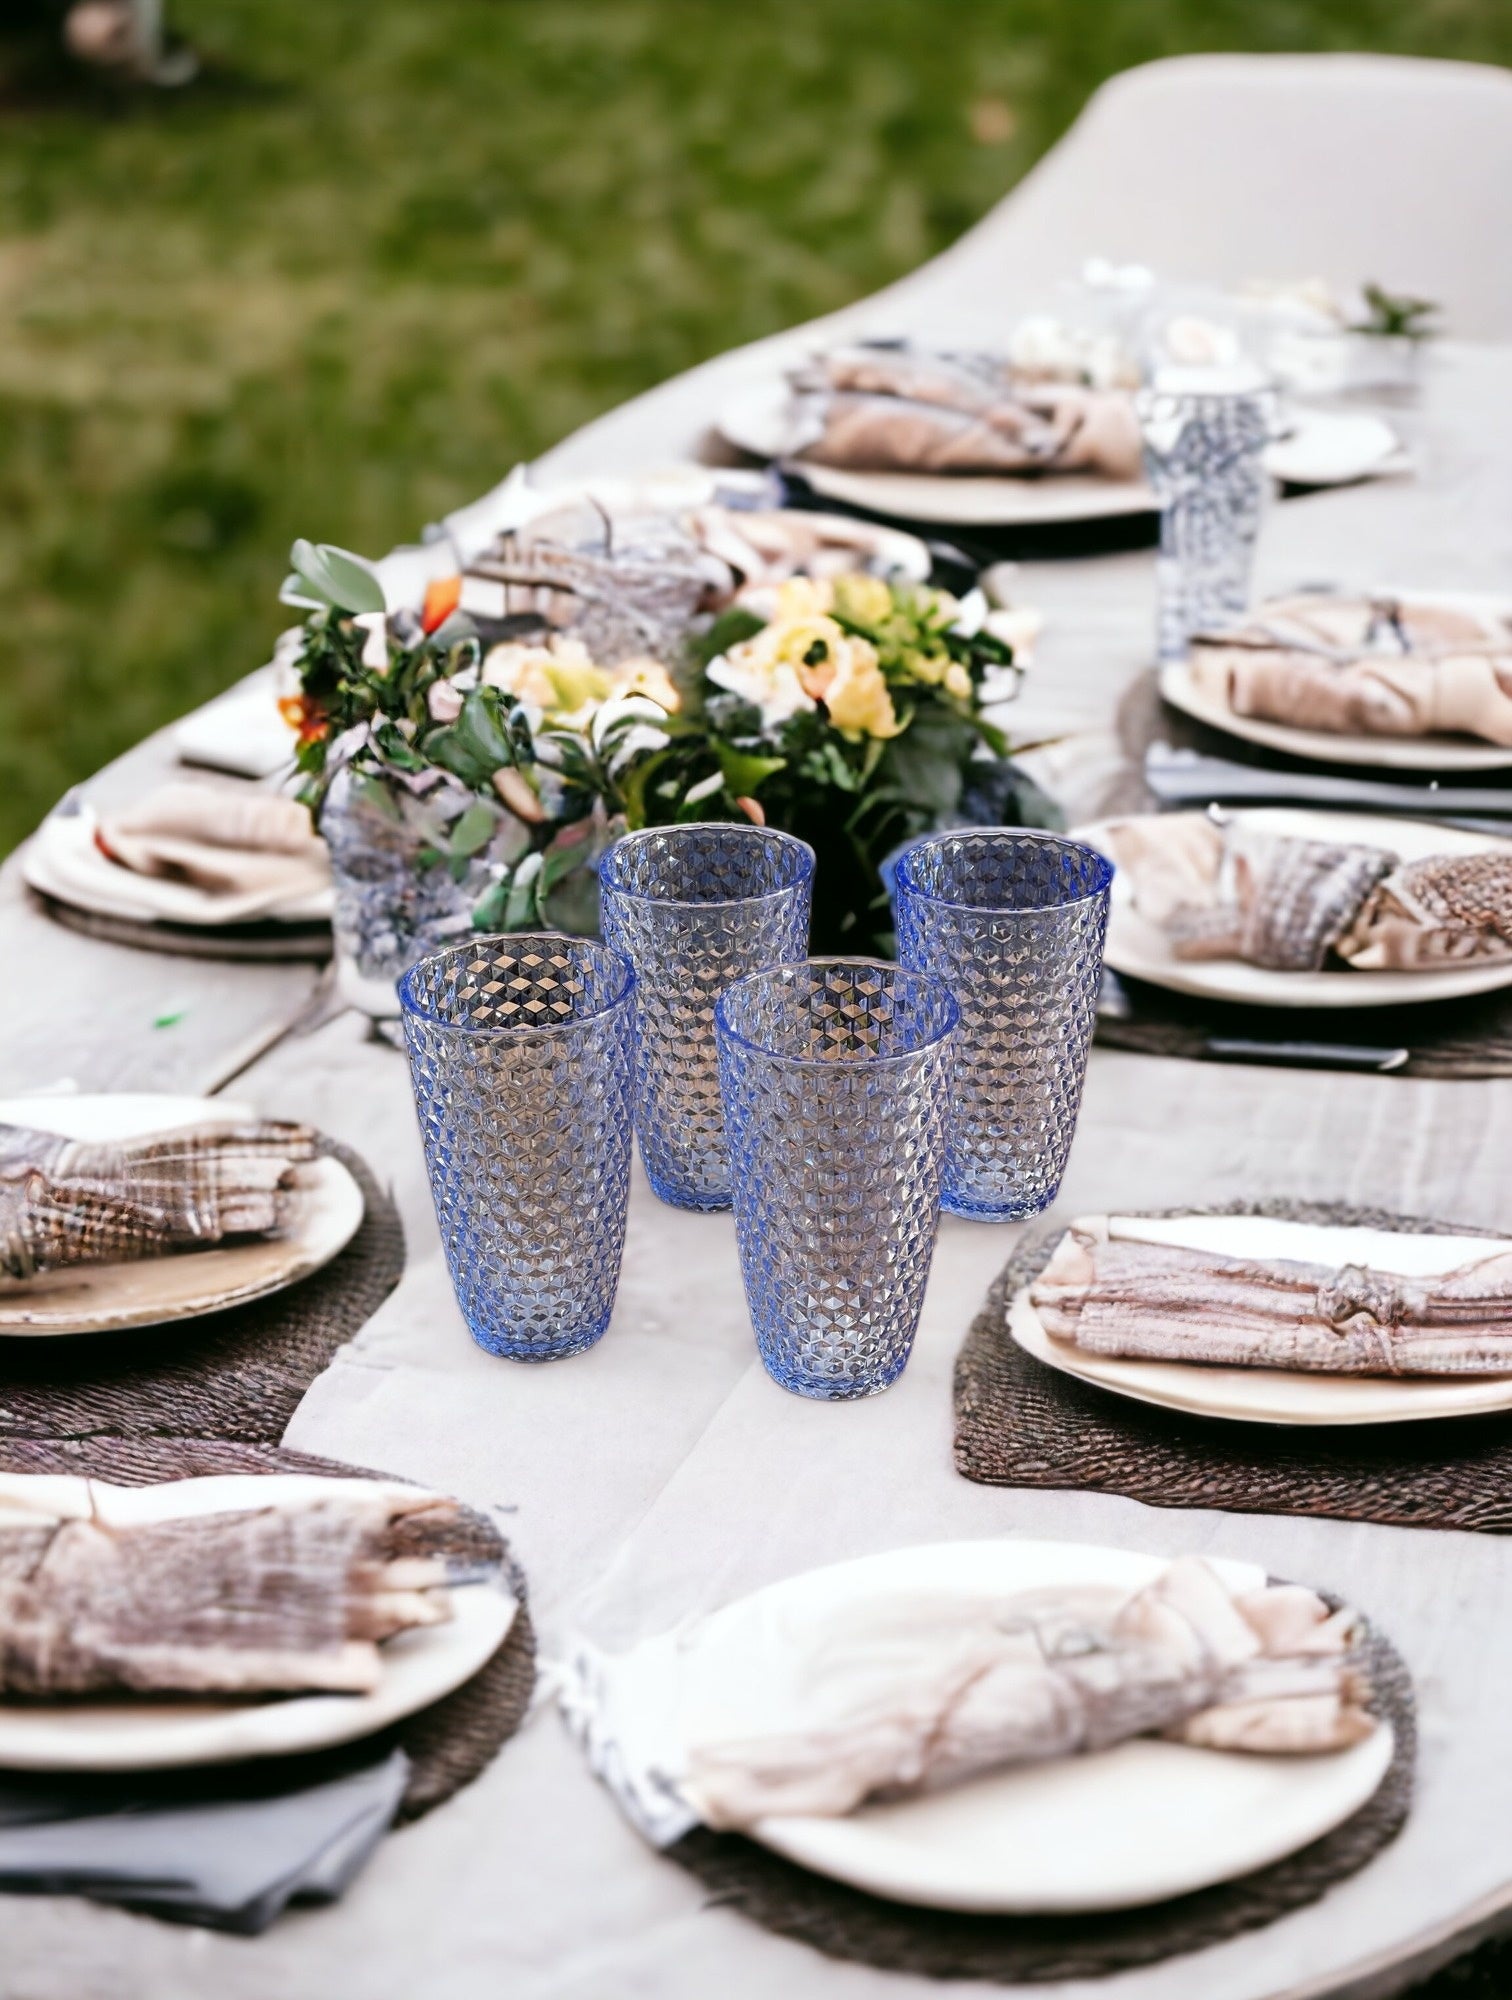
{"left": 955, "top": 1200, "right": 1512, "bottom": 1534}
{"left": 0, "top": 1143, "right": 402, "bottom": 1448}
{"left": 33, "top": 891, "right": 332, "bottom": 963}
{"left": 0, "top": 1148, "right": 534, "bottom": 1823}
{"left": 662, "top": 1611, "right": 1412, "bottom": 1983}
{"left": 1095, "top": 671, "right": 1512, "bottom": 1079}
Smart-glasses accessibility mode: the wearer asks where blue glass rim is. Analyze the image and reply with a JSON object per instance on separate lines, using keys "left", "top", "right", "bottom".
{"left": 896, "top": 831, "right": 1114, "bottom": 916}
{"left": 715, "top": 957, "right": 959, "bottom": 1070}
{"left": 397, "top": 931, "right": 635, "bottom": 1037}
{"left": 598, "top": 823, "right": 816, "bottom": 909}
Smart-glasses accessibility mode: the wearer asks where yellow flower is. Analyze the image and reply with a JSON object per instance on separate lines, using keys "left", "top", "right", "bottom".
{"left": 830, "top": 572, "right": 892, "bottom": 628}
{"left": 943, "top": 661, "right": 973, "bottom": 701}
{"left": 609, "top": 656, "right": 682, "bottom": 713}
{"left": 773, "top": 575, "right": 835, "bottom": 621}
{"left": 482, "top": 637, "right": 612, "bottom": 720}
{"left": 820, "top": 637, "right": 903, "bottom": 741}
{"left": 903, "top": 647, "right": 948, "bottom": 686}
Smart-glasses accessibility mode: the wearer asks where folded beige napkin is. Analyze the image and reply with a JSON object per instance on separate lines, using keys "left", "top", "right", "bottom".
{"left": 1104, "top": 814, "right": 1512, "bottom": 971}
{"left": 92, "top": 785, "right": 330, "bottom": 920}
{"left": 1189, "top": 595, "right": 1512, "bottom": 745}
{"left": 788, "top": 345, "right": 1144, "bottom": 480}
{"left": 678, "top": 1559, "right": 1372, "bottom": 1832}
{"left": 1032, "top": 1215, "right": 1512, "bottom": 1376}
{"left": 0, "top": 1117, "right": 318, "bottom": 1279}
{"left": 0, "top": 1481, "right": 462, "bottom": 1697}
{"left": 682, "top": 507, "right": 925, "bottom": 604}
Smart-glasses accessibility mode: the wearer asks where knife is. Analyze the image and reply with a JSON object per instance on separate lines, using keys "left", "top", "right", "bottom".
{"left": 1144, "top": 745, "right": 1512, "bottom": 819}
{"left": 1202, "top": 1037, "right": 1410, "bottom": 1072}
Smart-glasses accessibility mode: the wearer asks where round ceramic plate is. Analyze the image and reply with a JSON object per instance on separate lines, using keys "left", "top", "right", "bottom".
{"left": 1159, "top": 589, "right": 1512, "bottom": 772}
{"left": 23, "top": 806, "right": 333, "bottom": 927}
{"left": 0, "top": 1472, "right": 517, "bottom": 1770}
{"left": 1075, "top": 806, "right": 1512, "bottom": 1009}
{"left": 665, "top": 1540, "right": 1393, "bottom": 1912}
{"left": 1010, "top": 1212, "right": 1512, "bottom": 1427}
{"left": 0, "top": 1094, "right": 363, "bottom": 1337}
{"left": 717, "top": 381, "right": 1402, "bottom": 526}
{"left": 1160, "top": 659, "right": 1512, "bottom": 773}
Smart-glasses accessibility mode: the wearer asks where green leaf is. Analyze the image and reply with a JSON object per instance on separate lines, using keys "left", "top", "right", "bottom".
{"left": 288, "top": 539, "right": 386, "bottom": 615}
{"left": 714, "top": 741, "right": 786, "bottom": 797}
{"left": 471, "top": 878, "right": 510, "bottom": 931}
{"left": 504, "top": 855, "right": 544, "bottom": 929}
{"left": 691, "top": 606, "right": 765, "bottom": 666}
{"left": 448, "top": 801, "right": 499, "bottom": 857}
{"left": 424, "top": 686, "right": 518, "bottom": 789}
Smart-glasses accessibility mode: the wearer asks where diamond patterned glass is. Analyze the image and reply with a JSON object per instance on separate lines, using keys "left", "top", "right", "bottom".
{"left": 1137, "top": 385, "right": 1274, "bottom": 662}
{"left": 895, "top": 832, "right": 1112, "bottom": 1223}
{"left": 715, "top": 959, "right": 957, "bottom": 1400}
{"left": 599, "top": 825, "right": 814, "bottom": 1212}
{"left": 399, "top": 934, "right": 635, "bottom": 1361}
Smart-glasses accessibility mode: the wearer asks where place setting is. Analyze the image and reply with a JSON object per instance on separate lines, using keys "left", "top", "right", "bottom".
{"left": 712, "top": 300, "right": 1411, "bottom": 550}
{"left": 22, "top": 780, "right": 334, "bottom": 963}
{"left": 0, "top": 1089, "right": 537, "bottom": 1933}
{"left": 555, "top": 1537, "right": 1412, "bottom": 1982}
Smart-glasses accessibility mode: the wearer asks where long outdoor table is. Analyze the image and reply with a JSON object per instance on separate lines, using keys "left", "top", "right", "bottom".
{"left": 2, "top": 330, "right": 1510, "bottom": 1998}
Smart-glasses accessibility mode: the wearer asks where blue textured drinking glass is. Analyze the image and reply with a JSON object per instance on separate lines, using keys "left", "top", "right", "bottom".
{"left": 1137, "top": 384, "right": 1275, "bottom": 662}
{"left": 599, "top": 824, "right": 814, "bottom": 1212}
{"left": 895, "top": 832, "right": 1112, "bottom": 1223}
{"left": 399, "top": 933, "right": 635, "bottom": 1361}
{"left": 714, "top": 959, "right": 958, "bottom": 1400}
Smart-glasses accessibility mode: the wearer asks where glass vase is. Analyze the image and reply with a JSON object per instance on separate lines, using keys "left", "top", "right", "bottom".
{"left": 319, "top": 762, "right": 527, "bottom": 1016}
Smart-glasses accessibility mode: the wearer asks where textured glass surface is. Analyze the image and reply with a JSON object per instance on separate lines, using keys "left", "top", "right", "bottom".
{"left": 1138, "top": 388, "right": 1274, "bottom": 662}
{"left": 896, "top": 832, "right": 1112, "bottom": 1222}
{"left": 399, "top": 934, "right": 635, "bottom": 1361}
{"left": 599, "top": 825, "right": 813, "bottom": 1212}
{"left": 322, "top": 762, "right": 525, "bottom": 1011}
{"left": 715, "top": 959, "right": 957, "bottom": 1400}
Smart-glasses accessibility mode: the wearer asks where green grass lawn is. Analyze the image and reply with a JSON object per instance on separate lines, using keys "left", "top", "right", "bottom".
{"left": 2, "top": 0, "right": 1509, "bottom": 853}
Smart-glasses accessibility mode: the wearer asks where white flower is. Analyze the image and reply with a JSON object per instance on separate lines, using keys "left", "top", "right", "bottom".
{"left": 353, "top": 610, "right": 389, "bottom": 672}
{"left": 606, "top": 723, "right": 672, "bottom": 778}
{"left": 706, "top": 650, "right": 817, "bottom": 731}
{"left": 984, "top": 605, "right": 1043, "bottom": 664}
{"left": 949, "top": 587, "right": 989, "bottom": 638}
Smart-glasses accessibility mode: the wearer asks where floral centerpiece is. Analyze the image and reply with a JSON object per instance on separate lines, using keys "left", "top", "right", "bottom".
{"left": 280, "top": 528, "right": 1047, "bottom": 989}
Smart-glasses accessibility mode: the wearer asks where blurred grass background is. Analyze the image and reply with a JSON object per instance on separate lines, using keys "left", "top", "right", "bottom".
{"left": 2, "top": 0, "right": 1510, "bottom": 853}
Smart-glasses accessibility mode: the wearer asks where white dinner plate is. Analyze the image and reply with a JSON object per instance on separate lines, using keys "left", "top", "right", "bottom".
{"left": 0, "top": 1094, "right": 363, "bottom": 1336}
{"left": 1160, "top": 659, "right": 1512, "bottom": 773}
{"left": 0, "top": 1472, "right": 517, "bottom": 1770}
{"left": 1159, "top": 590, "right": 1512, "bottom": 772}
{"left": 1010, "top": 1212, "right": 1512, "bottom": 1427}
{"left": 630, "top": 1539, "right": 1393, "bottom": 1912}
{"left": 23, "top": 804, "right": 334, "bottom": 928}
{"left": 717, "top": 379, "right": 1402, "bottom": 527}
{"left": 1075, "top": 806, "right": 1512, "bottom": 1009}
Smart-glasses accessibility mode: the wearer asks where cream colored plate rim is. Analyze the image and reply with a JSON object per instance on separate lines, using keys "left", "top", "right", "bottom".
{"left": 1159, "top": 587, "right": 1512, "bottom": 773}
{"left": 23, "top": 808, "right": 334, "bottom": 927}
{"left": 0, "top": 1094, "right": 363, "bottom": 1336}
{"left": 1008, "top": 1212, "right": 1512, "bottom": 1427}
{"left": 0, "top": 1471, "right": 516, "bottom": 1770}
{"left": 717, "top": 380, "right": 1400, "bottom": 525}
{"left": 1075, "top": 806, "right": 1512, "bottom": 1009}
{"left": 691, "top": 1539, "right": 1393, "bottom": 1913}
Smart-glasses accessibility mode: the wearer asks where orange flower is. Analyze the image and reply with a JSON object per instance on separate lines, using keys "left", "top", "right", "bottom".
{"left": 421, "top": 575, "right": 462, "bottom": 634}
{"left": 278, "top": 694, "right": 329, "bottom": 747}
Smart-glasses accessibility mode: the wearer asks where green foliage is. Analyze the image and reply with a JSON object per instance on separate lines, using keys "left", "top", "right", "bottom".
{"left": 1355, "top": 283, "right": 1441, "bottom": 341}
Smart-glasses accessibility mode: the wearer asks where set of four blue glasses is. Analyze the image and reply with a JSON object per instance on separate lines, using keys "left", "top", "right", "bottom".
{"left": 398, "top": 821, "right": 1111, "bottom": 1400}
